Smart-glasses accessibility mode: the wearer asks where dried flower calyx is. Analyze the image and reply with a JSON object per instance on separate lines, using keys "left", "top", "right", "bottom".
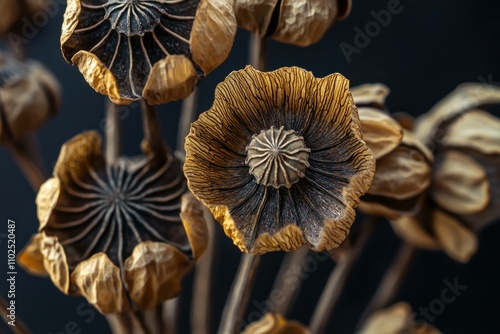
{"left": 185, "top": 66, "right": 374, "bottom": 254}
{"left": 234, "top": 0, "right": 352, "bottom": 46}
{"left": 0, "top": 52, "right": 60, "bottom": 144}
{"left": 61, "top": 0, "right": 236, "bottom": 105}
{"left": 19, "top": 131, "right": 207, "bottom": 313}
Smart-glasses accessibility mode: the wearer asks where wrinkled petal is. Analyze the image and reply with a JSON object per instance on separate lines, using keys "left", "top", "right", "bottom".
{"left": 390, "top": 214, "right": 439, "bottom": 250}
{"left": 433, "top": 150, "right": 489, "bottom": 215}
{"left": 242, "top": 313, "right": 309, "bottom": 334}
{"left": 432, "top": 210, "right": 478, "bottom": 263}
{"left": 351, "top": 83, "right": 390, "bottom": 109}
{"left": 358, "top": 107, "right": 402, "bottom": 159}
{"left": 40, "top": 233, "right": 70, "bottom": 294}
{"left": 18, "top": 234, "right": 48, "bottom": 276}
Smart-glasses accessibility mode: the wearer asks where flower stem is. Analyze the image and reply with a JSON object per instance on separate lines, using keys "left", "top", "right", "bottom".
{"left": 105, "top": 101, "right": 121, "bottom": 164}
{"left": 217, "top": 254, "right": 261, "bottom": 334}
{"left": 162, "top": 297, "right": 179, "bottom": 334}
{"left": 356, "top": 241, "right": 417, "bottom": 331}
{"left": 6, "top": 134, "right": 47, "bottom": 190}
{"left": 141, "top": 100, "right": 167, "bottom": 159}
{"left": 0, "top": 294, "right": 32, "bottom": 334}
{"left": 309, "top": 216, "right": 380, "bottom": 334}
{"left": 177, "top": 87, "right": 199, "bottom": 157}
{"left": 191, "top": 209, "right": 218, "bottom": 334}
{"left": 268, "top": 246, "right": 310, "bottom": 316}
{"left": 249, "top": 33, "right": 268, "bottom": 71}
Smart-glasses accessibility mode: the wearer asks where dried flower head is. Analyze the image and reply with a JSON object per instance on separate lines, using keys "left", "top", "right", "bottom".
{"left": 0, "top": 0, "right": 48, "bottom": 36}
{"left": 351, "top": 84, "right": 433, "bottom": 219}
{"left": 0, "top": 52, "right": 60, "bottom": 144}
{"left": 184, "top": 66, "right": 374, "bottom": 254}
{"left": 359, "top": 302, "right": 441, "bottom": 334}
{"left": 61, "top": 0, "right": 236, "bottom": 105}
{"left": 242, "top": 313, "right": 309, "bottom": 334}
{"left": 234, "top": 0, "right": 352, "bottom": 46}
{"left": 390, "top": 83, "right": 500, "bottom": 263}
{"left": 19, "top": 131, "right": 207, "bottom": 313}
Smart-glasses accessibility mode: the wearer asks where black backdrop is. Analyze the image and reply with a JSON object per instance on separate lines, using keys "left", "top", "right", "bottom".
{"left": 1, "top": 0, "right": 500, "bottom": 333}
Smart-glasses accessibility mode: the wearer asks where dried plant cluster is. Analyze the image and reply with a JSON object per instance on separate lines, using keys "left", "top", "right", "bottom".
{"left": 0, "top": 0, "right": 498, "bottom": 333}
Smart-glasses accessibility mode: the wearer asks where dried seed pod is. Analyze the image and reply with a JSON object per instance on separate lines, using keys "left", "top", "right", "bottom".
{"left": 234, "top": 0, "right": 352, "bottom": 46}
{"left": 0, "top": 53, "right": 60, "bottom": 144}
{"left": 61, "top": 0, "right": 236, "bottom": 105}
{"left": 185, "top": 66, "right": 375, "bottom": 254}
{"left": 359, "top": 302, "right": 442, "bottom": 334}
{"left": 242, "top": 313, "right": 309, "bottom": 334}
{"left": 19, "top": 131, "right": 207, "bottom": 313}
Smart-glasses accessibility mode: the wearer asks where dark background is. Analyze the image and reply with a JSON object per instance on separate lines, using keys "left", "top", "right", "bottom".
{"left": 1, "top": 0, "right": 500, "bottom": 333}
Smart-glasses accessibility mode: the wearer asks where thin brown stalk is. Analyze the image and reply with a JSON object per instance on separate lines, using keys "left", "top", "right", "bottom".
{"left": 105, "top": 101, "right": 122, "bottom": 164}
{"left": 7, "top": 135, "right": 47, "bottom": 190}
{"left": 141, "top": 100, "right": 166, "bottom": 159}
{"left": 309, "top": 216, "right": 380, "bottom": 334}
{"left": 191, "top": 209, "right": 218, "bottom": 334}
{"left": 268, "top": 246, "right": 310, "bottom": 316}
{"left": 177, "top": 87, "right": 199, "bottom": 157}
{"left": 249, "top": 33, "right": 268, "bottom": 71}
{"left": 217, "top": 254, "right": 261, "bottom": 334}
{"left": 162, "top": 298, "right": 179, "bottom": 334}
{"left": 356, "top": 241, "right": 417, "bottom": 331}
{"left": 0, "top": 294, "right": 32, "bottom": 334}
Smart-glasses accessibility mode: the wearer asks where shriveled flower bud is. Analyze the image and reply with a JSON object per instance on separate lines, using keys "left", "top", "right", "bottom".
{"left": 19, "top": 131, "right": 207, "bottom": 313}
{"left": 234, "top": 0, "right": 352, "bottom": 46}
{"left": 61, "top": 0, "right": 236, "bottom": 105}
{"left": 242, "top": 313, "right": 309, "bottom": 334}
{"left": 0, "top": 52, "right": 60, "bottom": 144}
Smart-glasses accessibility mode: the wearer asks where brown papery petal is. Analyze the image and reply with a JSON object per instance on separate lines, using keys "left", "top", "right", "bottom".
{"left": 40, "top": 234, "right": 70, "bottom": 294}
{"left": 72, "top": 51, "right": 132, "bottom": 105}
{"left": 433, "top": 151, "right": 489, "bottom": 215}
{"left": 72, "top": 253, "right": 129, "bottom": 313}
{"left": 432, "top": 210, "right": 478, "bottom": 263}
{"left": 18, "top": 234, "right": 48, "bottom": 276}
{"left": 272, "top": 0, "right": 340, "bottom": 46}
{"left": 180, "top": 192, "right": 208, "bottom": 259}
{"left": 36, "top": 178, "right": 61, "bottom": 231}
{"left": 443, "top": 110, "right": 500, "bottom": 155}
{"left": 234, "top": 0, "right": 280, "bottom": 36}
{"left": 390, "top": 215, "right": 439, "bottom": 250}
{"left": 242, "top": 313, "right": 310, "bottom": 334}
{"left": 191, "top": 0, "right": 237, "bottom": 75}
{"left": 60, "top": 0, "right": 81, "bottom": 50}
{"left": 143, "top": 55, "right": 198, "bottom": 105}
{"left": 358, "top": 107, "right": 402, "bottom": 159}
{"left": 124, "top": 241, "right": 192, "bottom": 310}
{"left": 359, "top": 302, "right": 410, "bottom": 334}
{"left": 368, "top": 145, "right": 431, "bottom": 200}
{"left": 351, "top": 83, "right": 390, "bottom": 109}
{"left": 414, "top": 83, "right": 500, "bottom": 143}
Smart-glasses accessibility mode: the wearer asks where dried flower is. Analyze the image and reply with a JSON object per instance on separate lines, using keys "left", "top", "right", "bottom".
{"left": 234, "top": 0, "right": 352, "bottom": 46}
{"left": 359, "top": 302, "right": 441, "bottom": 334}
{"left": 184, "top": 66, "right": 374, "bottom": 254}
{"left": 351, "top": 84, "right": 433, "bottom": 219}
{"left": 61, "top": 0, "right": 236, "bottom": 105}
{"left": 19, "top": 131, "right": 207, "bottom": 313}
{"left": 0, "top": 52, "right": 60, "bottom": 144}
{"left": 242, "top": 313, "right": 309, "bottom": 334}
{"left": 390, "top": 83, "right": 500, "bottom": 263}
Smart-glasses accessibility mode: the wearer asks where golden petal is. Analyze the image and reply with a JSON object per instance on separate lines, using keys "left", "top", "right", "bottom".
{"left": 359, "top": 302, "right": 410, "bottom": 334}
{"left": 368, "top": 145, "right": 432, "bottom": 200}
{"left": 124, "top": 241, "right": 192, "bottom": 310}
{"left": 71, "top": 51, "right": 132, "bottom": 105}
{"left": 390, "top": 215, "right": 439, "bottom": 250}
{"left": 414, "top": 83, "right": 500, "bottom": 143}
{"left": 242, "top": 312, "right": 309, "bottom": 334}
{"left": 18, "top": 234, "right": 48, "bottom": 276}
{"left": 143, "top": 55, "right": 198, "bottom": 105}
{"left": 234, "top": 0, "right": 280, "bottom": 36}
{"left": 432, "top": 210, "right": 478, "bottom": 263}
{"left": 272, "top": 0, "right": 339, "bottom": 46}
{"left": 351, "top": 83, "right": 390, "bottom": 109}
{"left": 52, "top": 130, "right": 105, "bottom": 186}
{"left": 72, "top": 253, "right": 129, "bottom": 314}
{"left": 191, "top": 0, "right": 236, "bottom": 75}
{"left": 443, "top": 109, "right": 500, "bottom": 155}
{"left": 60, "top": 0, "right": 82, "bottom": 54}
{"left": 433, "top": 151, "right": 489, "bottom": 215}
{"left": 358, "top": 107, "right": 403, "bottom": 159}
{"left": 180, "top": 192, "right": 208, "bottom": 259}
{"left": 36, "top": 178, "right": 61, "bottom": 230}
{"left": 40, "top": 233, "right": 70, "bottom": 294}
